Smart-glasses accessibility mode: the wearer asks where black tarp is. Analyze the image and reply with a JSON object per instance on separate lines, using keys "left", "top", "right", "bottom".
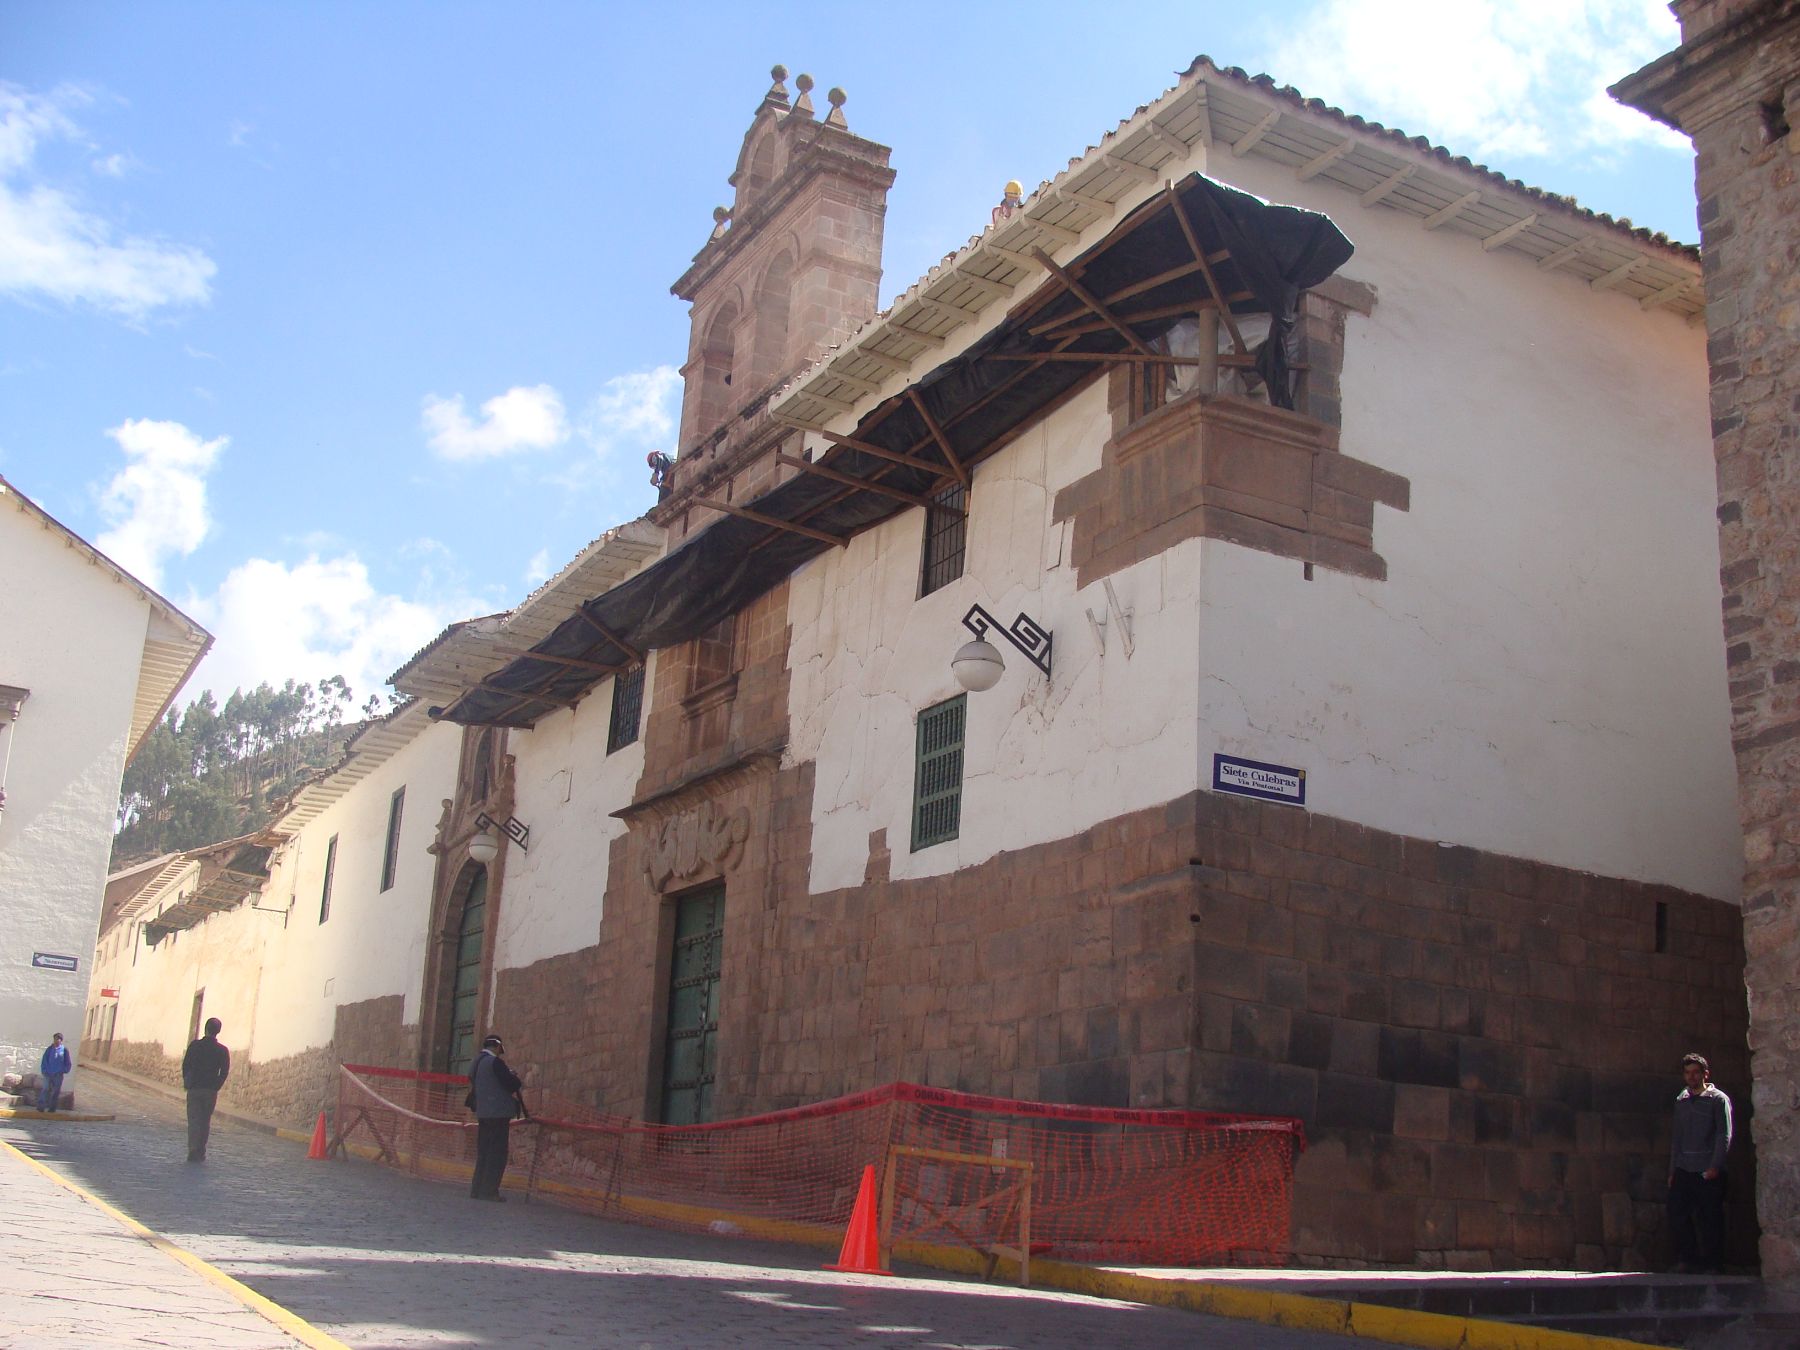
{"left": 442, "top": 172, "right": 1352, "bottom": 726}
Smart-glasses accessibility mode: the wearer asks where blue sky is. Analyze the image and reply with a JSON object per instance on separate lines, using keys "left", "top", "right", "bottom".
{"left": 1, "top": 1, "right": 1693, "bottom": 703}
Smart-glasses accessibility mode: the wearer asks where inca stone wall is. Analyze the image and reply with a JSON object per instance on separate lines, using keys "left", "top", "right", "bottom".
{"left": 1615, "top": 0, "right": 1800, "bottom": 1283}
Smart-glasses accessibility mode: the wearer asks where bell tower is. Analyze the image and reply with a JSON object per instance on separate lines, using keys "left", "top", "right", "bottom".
{"left": 669, "top": 65, "right": 895, "bottom": 466}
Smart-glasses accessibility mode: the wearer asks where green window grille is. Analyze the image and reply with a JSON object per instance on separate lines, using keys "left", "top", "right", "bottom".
{"left": 608, "top": 664, "right": 645, "bottom": 754}
{"left": 911, "top": 694, "right": 966, "bottom": 851}
{"left": 919, "top": 483, "right": 968, "bottom": 597}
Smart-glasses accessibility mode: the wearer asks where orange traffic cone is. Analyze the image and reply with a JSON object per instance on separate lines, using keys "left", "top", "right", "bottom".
{"left": 306, "top": 1111, "right": 330, "bottom": 1160}
{"left": 825, "top": 1164, "right": 893, "bottom": 1275}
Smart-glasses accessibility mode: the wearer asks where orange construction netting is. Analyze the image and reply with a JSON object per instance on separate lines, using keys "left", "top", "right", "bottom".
{"left": 335, "top": 1064, "right": 1303, "bottom": 1267}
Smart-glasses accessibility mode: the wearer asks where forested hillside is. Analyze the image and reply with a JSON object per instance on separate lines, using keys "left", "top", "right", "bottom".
{"left": 111, "top": 677, "right": 390, "bottom": 868}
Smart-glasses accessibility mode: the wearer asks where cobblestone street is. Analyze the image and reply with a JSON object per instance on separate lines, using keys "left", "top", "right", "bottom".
{"left": 0, "top": 1076, "right": 1347, "bottom": 1348}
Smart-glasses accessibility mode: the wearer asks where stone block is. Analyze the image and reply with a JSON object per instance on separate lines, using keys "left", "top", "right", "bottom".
{"left": 1318, "top": 1072, "right": 1394, "bottom": 1132}
{"left": 1394, "top": 1084, "right": 1452, "bottom": 1141}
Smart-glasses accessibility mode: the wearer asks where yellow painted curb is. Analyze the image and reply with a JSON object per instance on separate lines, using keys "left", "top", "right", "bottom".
{"left": 0, "top": 1137, "right": 350, "bottom": 1350}
{"left": 300, "top": 1128, "right": 1665, "bottom": 1350}
{"left": 0, "top": 1108, "right": 116, "bottom": 1121}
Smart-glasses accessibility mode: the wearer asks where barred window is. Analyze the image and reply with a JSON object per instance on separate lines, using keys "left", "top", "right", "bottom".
{"left": 380, "top": 786, "right": 406, "bottom": 892}
{"left": 608, "top": 664, "right": 646, "bottom": 754}
{"left": 919, "top": 483, "right": 968, "bottom": 598}
{"left": 911, "top": 695, "right": 967, "bottom": 851}
{"left": 319, "top": 834, "right": 338, "bottom": 924}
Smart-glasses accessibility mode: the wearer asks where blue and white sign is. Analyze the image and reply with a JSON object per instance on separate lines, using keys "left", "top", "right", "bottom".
{"left": 31, "top": 952, "right": 79, "bottom": 973}
{"left": 1212, "top": 753, "right": 1306, "bottom": 807}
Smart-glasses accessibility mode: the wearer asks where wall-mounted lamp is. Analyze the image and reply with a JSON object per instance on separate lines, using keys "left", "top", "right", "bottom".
{"left": 952, "top": 603, "right": 1052, "bottom": 692}
{"left": 467, "top": 828, "right": 502, "bottom": 866}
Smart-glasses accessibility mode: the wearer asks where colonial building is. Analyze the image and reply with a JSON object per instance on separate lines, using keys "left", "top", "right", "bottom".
{"left": 0, "top": 474, "right": 210, "bottom": 1079}
{"left": 1613, "top": 0, "right": 1800, "bottom": 1289}
{"left": 88, "top": 59, "right": 1750, "bottom": 1271}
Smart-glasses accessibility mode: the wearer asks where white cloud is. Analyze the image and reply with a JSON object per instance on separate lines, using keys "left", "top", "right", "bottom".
{"left": 1261, "top": 0, "right": 1689, "bottom": 164}
{"left": 0, "top": 83, "right": 215, "bottom": 319}
{"left": 96, "top": 417, "right": 226, "bottom": 589}
{"left": 580, "top": 365, "right": 682, "bottom": 453}
{"left": 90, "top": 152, "right": 127, "bottom": 177}
{"left": 524, "top": 547, "right": 552, "bottom": 586}
{"left": 186, "top": 554, "right": 486, "bottom": 708}
{"left": 422, "top": 383, "right": 569, "bottom": 460}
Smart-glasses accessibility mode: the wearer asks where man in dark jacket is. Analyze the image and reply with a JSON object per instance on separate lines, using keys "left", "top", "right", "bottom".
{"left": 468, "top": 1034, "right": 526, "bottom": 1200}
{"left": 1668, "top": 1051, "right": 1733, "bottom": 1272}
{"left": 182, "top": 1017, "right": 231, "bottom": 1162}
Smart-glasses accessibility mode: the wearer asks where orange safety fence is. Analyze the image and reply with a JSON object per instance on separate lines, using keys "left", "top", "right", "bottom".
{"left": 335, "top": 1063, "right": 1304, "bottom": 1267}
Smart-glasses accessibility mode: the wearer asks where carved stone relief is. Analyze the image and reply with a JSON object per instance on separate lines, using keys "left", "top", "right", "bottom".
{"left": 644, "top": 800, "right": 751, "bottom": 891}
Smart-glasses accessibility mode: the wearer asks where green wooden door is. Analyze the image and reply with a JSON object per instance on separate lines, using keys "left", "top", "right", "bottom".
{"left": 661, "top": 886, "right": 724, "bottom": 1124}
{"left": 445, "top": 867, "right": 488, "bottom": 1072}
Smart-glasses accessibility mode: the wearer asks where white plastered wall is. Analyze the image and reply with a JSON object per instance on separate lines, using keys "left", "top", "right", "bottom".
{"left": 1196, "top": 150, "right": 1737, "bottom": 902}
{"left": 492, "top": 658, "right": 650, "bottom": 974}
{"left": 0, "top": 507, "right": 151, "bottom": 1076}
{"left": 93, "top": 720, "right": 462, "bottom": 1066}
{"left": 792, "top": 379, "right": 1205, "bottom": 892}
{"left": 791, "top": 139, "right": 1737, "bottom": 902}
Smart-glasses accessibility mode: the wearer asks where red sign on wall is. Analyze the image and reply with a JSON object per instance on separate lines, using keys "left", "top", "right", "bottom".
{"left": 99, "top": 987, "right": 119, "bottom": 998}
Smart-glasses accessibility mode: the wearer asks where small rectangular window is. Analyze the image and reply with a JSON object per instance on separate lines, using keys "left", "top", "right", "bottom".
{"left": 380, "top": 787, "right": 406, "bottom": 892}
{"left": 608, "top": 664, "right": 646, "bottom": 754}
{"left": 688, "top": 616, "right": 737, "bottom": 693}
{"left": 911, "top": 694, "right": 967, "bottom": 851}
{"left": 319, "top": 834, "right": 338, "bottom": 923}
{"left": 919, "top": 484, "right": 969, "bottom": 598}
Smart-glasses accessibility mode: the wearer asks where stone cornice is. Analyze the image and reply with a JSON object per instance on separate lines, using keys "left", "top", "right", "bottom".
{"left": 1611, "top": 0, "right": 1800, "bottom": 134}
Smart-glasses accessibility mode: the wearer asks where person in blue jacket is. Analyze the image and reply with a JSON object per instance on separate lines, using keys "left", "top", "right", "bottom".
{"left": 36, "top": 1033, "right": 71, "bottom": 1112}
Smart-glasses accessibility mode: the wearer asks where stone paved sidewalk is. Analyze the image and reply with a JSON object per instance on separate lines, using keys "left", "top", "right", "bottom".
{"left": 0, "top": 1075, "right": 1350, "bottom": 1348}
{"left": 0, "top": 1132, "right": 305, "bottom": 1348}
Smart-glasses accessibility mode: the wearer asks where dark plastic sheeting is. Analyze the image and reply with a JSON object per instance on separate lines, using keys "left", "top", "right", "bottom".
{"left": 444, "top": 172, "right": 1352, "bottom": 726}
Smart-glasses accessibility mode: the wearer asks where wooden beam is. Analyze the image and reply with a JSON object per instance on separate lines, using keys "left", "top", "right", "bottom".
{"left": 1022, "top": 216, "right": 1081, "bottom": 246}
{"left": 1536, "top": 237, "right": 1587, "bottom": 272}
{"left": 981, "top": 243, "right": 1044, "bottom": 271}
{"left": 1296, "top": 138, "right": 1356, "bottom": 181}
{"left": 1481, "top": 212, "right": 1539, "bottom": 251}
{"left": 954, "top": 272, "right": 1016, "bottom": 302}
{"left": 1031, "top": 245, "right": 1156, "bottom": 356}
{"left": 1421, "top": 190, "right": 1481, "bottom": 230}
{"left": 1193, "top": 85, "right": 1213, "bottom": 148}
{"left": 988, "top": 351, "right": 1201, "bottom": 365}
{"left": 1640, "top": 278, "right": 1697, "bottom": 311}
{"left": 1359, "top": 162, "right": 1415, "bottom": 206}
{"left": 469, "top": 680, "right": 569, "bottom": 710}
{"left": 1102, "top": 153, "right": 1159, "bottom": 184}
{"left": 775, "top": 453, "right": 945, "bottom": 510}
{"left": 574, "top": 608, "right": 643, "bottom": 663}
{"left": 694, "top": 497, "right": 847, "bottom": 547}
{"left": 1146, "top": 121, "right": 1189, "bottom": 161}
{"left": 1591, "top": 256, "right": 1645, "bottom": 291}
{"left": 914, "top": 295, "right": 986, "bottom": 325}
{"left": 1029, "top": 297, "right": 1242, "bottom": 340}
{"left": 1167, "top": 191, "right": 1248, "bottom": 354}
{"left": 772, "top": 417, "right": 952, "bottom": 477}
{"left": 488, "top": 646, "right": 622, "bottom": 675}
{"left": 890, "top": 323, "right": 945, "bottom": 349}
{"left": 1231, "top": 108, "right": 1281, "bottom": 157}
{"left": 850, "top": 346, "right": 911, "bottom": 377}
{"left": 801, "top": 389, "right": 858, "bottom": 414}
{"left": 907, "top": 389, "right": 970, "bottom": 486}
{"left": 1054, "top": 189, "right": 1114, "bottom": 216}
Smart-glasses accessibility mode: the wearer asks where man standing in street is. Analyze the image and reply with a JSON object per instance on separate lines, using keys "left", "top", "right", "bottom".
{"left": 468, "top": 1034, "right": 526, "bottom": 1201}
{"left": 182, "top": 1017, "right": 230, "bottom": 1163}
{"left": 35, "top": 1033, "right": 70, "bottom": 1112}
{"left": 1668, "top": 1051, "right": 1733, "bottom": 1273}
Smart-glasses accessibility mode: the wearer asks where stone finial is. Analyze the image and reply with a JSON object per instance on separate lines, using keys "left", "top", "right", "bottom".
{"left": 824, "top": 85, "right": 849, "bottom": 129}
{"left": 793, "top": 72, "right": 815, "bottom": 118}
{"left": 710, "top": 205, "right": 731, "bottom": 240}
{"left": 762, "top": 64, "right": 790, "bottom": 111}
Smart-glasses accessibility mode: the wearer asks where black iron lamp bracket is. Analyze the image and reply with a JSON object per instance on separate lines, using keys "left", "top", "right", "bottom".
{"left": 475, "top": 810, "right": 530, "bottom": 852}
{"left": 962, "top": 603, "right": 1053, "bottom": 680}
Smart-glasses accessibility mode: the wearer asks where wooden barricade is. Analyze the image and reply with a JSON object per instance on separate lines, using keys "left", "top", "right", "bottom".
{"left": 879, "top": 1144, "right": 1034, "bottom": 1287}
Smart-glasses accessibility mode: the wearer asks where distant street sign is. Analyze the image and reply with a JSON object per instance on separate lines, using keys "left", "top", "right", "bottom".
{"left": 1212, "top": 753, "right": 1306, "bottom": 807}
{"left": 30, "top": 952, "right": 79, "bottom": 972}
{"left": 99, "top": 987, "right": 120, "bottom": 998}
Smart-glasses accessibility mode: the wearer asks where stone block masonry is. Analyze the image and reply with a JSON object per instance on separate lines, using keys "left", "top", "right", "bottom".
{"left": 491, "top": 770, "right": 1753, "bottom": 1270}
{"left": 1614, "top": 0, "right": 1800, "bottom": 1286}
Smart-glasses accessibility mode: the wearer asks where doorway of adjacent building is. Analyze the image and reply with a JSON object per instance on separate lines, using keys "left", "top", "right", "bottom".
{"left": 660, "top": 884, "right": 724, "bottom": 1125}
{"left": 442, "top": 865, "right": 488, "bottom": 1073}
{"left": 188, "top": 989, "right": 205, "bottom": 1044}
